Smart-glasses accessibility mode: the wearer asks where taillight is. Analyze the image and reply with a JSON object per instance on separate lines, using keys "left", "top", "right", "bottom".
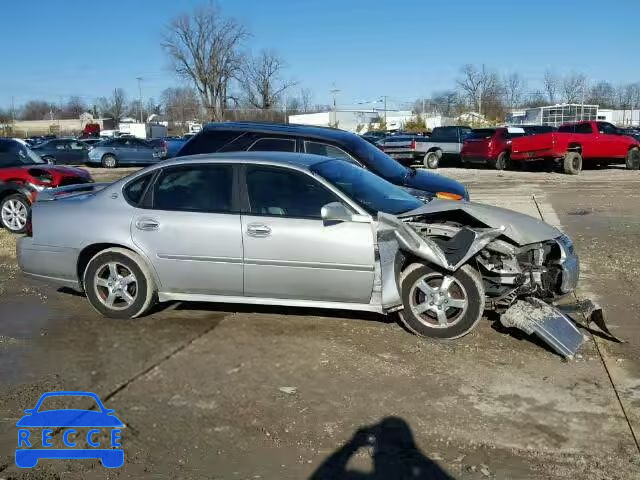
{"left": 25, "top": 210, "right": 32, "bottom": 237}
{"left": 410, "top": 139, "right": 416, "bottom": 150}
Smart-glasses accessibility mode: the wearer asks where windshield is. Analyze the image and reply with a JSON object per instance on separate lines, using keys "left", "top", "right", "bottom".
{"left": 311, "top": 159, "right": 423, "bottom": 215}
{"left": 344, "top": 134, "right": 408, "bottom": 180}
{"left": 0, "top": 141, "right": 45, "bottom": 167}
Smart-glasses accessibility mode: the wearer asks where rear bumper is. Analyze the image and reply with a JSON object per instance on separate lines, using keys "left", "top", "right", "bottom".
{"left": 17, "top": 237, "right": 80, "bottom": 289}
{"left": 461, "top": 155, "right": 491, "bottom": 164}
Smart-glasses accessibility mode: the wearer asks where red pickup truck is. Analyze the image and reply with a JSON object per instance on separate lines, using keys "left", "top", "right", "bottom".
{"left": 510, "top": 121, "right": 640, "bottom": 174}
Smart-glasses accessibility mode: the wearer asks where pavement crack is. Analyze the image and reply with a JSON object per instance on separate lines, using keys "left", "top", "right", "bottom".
{"left": 102, "top": 318, "right": 223, "bottom": 404}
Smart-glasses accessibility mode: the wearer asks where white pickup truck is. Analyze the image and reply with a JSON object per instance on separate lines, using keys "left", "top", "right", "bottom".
{"left": 380, "top": 126, "right": 472, "bottom": 169}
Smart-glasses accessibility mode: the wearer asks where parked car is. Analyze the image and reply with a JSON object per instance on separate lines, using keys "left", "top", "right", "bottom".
{"left": 86, "top": 137, "right": 163, "bottom": 168}
{"left": 411, "top": 126, "right": 473, "bottom": 169}
{"left": 31, "top": 138, "right": 90, "bottom": 165}
{"left": 509, "top": 121, "right": 640, "bottom": 173}
{"left": 149, "top": 137, "right": 189, "bottom": 159}
{"left": 377, "top": 135, "right": 430, "bottom": 164}
{"left": 0, "top": 138, "right": 93, "bottom": 233}
{"left": 460, "top": 127, "right": 526, "bottom": 169}
{"left": 17, "top": 151, "right": 601, "bottom": 357}
{"left": 177, "top": 122, "right": 469, "bottom": 200}
{"left": 360, "top": 131, "right": 388, "bottom": 144}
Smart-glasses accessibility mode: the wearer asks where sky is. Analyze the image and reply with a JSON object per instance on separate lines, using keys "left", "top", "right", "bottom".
{"left": 2, "top": 0, "right": 639, "bottom": 111}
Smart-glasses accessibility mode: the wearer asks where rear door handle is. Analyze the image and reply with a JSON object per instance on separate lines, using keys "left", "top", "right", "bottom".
{"left": 246, "top": 223, "right": 271, "bottom": 237}
{"left": 135, "top": 218, "right": 160, "bottom": 231}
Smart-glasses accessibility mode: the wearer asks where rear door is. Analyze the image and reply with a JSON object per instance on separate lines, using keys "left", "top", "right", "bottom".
{"left": 240, "top": 164, "right": 374, "bottom": 303}
{"left": 130, "top": 163, "right": 243, "bottom": 295}
{"left": 573, "top": 122, "right": 597, "bottom": 158}
{"left": 68, "top": 140, "right": 88, "bottom": 165}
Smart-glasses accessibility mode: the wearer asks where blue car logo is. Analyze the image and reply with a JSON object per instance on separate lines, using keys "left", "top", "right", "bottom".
{"left": 16, "top": 391, "right": 124, "bottom": 468}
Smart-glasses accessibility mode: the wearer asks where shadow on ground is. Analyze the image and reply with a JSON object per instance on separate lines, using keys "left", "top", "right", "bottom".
{"left": 310, "top": 417, "right": 453, "bottom": 480}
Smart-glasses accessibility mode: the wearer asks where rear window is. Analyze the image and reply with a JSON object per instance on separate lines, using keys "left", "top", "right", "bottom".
{"left": 468, "top": 129, "right": 496, "bottom": 139}
{"left": 557, "top": 124, "right": 574, "bottom": 133}
{"left": 177, "top": 131, "right": 241, "bottom": 156}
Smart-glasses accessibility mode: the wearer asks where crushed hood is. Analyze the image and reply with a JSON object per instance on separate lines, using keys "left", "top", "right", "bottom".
{"left": 399, "top": 199, "right": 562, "bottom": 245}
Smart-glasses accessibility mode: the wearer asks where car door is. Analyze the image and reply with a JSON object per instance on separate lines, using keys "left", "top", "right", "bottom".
{"left": 130, "top": 163, "right": 243, "bottom": 295}
{"left": 68, "top": 140, "right": 88, "bottom": 164}
{"left": 596, "top": 122, "right": 626, "bottom": 158}
{"left": 240, "top": 164, "right": 374, "bottom": 303}
{"left": 303, "top": 140, "right": 361, "bottom": 165}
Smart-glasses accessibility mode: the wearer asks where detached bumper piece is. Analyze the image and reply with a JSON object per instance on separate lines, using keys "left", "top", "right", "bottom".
{"left": 500, "top": 297, "right": 586, "bottom": 359}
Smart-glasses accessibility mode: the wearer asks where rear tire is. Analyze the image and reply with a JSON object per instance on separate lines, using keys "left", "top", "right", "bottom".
{"left": 101, "top": 154, "right": 118, "bottom": 168}
{"left": 625, "top": 147, "right": 640, "bottom": 170}
{"left": 397, "top": 263, "right": 485, "bottom": 339}
{"left": 424, "top": 151, "right": 440, "bottom": 169}
{"left": 0, "top": 193, "right": 30, "bottom": 234}
{"left": 489, "top": 151, "right": 509, "bottom": 170}
{"left": 83, "top": 248, "right": 156, "bottom": 319}
{"left": 563, "top": 152, "right": 582, "bottom": 175}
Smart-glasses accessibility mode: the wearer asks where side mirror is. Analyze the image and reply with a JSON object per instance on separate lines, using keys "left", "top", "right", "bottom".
{"left": 45, "top": 157, "right": 54, "bottom": 165}
{"left": 321, "top": 202, "right": 370, "bottom": 223}
{"left": 321, "top": 202, "right": 352, "bottom": 222}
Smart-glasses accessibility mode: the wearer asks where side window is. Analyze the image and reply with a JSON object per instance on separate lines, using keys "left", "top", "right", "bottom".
{"left": 597, "top": 122, "right": 616, "bottom": 135}
{"left": 248, "top": 137, "right": 296, "bottom": 152}
{"left": 177, "top": 131, "right": 241, "bottom": 156}
{"left": 245, "top": 166, "right": 338, "bottom": 219}
{"left": 55, "top": 141, "right": 67, "bottom": 150}
{"left": 152, "top": 165, "right": 233, "bottom": 213}
{"left": 575, "top": 123, "right": 593, "bottom": 134}
{"left": 558, "top": 124, "right": 574, "bottom": 133}
{"left": 69, "top": 141, "right": 85, "bottom": 150}
{"left": 304, "top": 141, "right": 354, "bottom": 161}
{"left": 123, "top": 174, "right": 152, "bottom": 206}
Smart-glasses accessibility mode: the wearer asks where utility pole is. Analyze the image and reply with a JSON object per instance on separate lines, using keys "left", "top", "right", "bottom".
{"left": 383, "top": 95, "right": 388, "bottom": 125}
{"left": 136, "top": 77, "right": 143, "bottom": 123}
{"left": 330, "top": 88, "right": 340, "bottom": 127}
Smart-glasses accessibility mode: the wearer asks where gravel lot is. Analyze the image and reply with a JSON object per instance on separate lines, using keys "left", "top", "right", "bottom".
{"left": 1, "top": 166, "right": 639, "bottom": 479}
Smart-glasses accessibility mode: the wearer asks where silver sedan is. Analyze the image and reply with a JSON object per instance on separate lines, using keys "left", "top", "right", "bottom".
{"left": 17, "top": 152, "right": 595, "bottom": 350}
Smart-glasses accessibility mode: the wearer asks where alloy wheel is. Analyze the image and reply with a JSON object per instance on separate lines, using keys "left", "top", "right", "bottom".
{"left": 93, "top": 262, "right": 138, "bottom": 310}
{"left": 408, "top": 272, "right": 468, "bottom": 328}
{"left": 1, "top": 198, "right": 28, "bottom": 232}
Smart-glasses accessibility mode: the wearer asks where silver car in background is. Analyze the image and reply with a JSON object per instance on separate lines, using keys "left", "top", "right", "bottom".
{"left": 17, "top": 152, "right": 602, "bottom": 357}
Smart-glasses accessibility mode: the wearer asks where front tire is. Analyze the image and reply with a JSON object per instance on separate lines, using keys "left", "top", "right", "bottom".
{"left": 563, "top": 152, "right": 582, "bottom": 175}
{"left": 397, "top": 263, "right": 485, "bottom": 339}
{"left": 0, "top": 193, "right": 30, "bottom": 234}
{"left": 625, "top": 147, "right": 640, "bottom": 170}
{"left": 424, "top": 151, "right": 440, "bottom": 169}
{"left": 83, "top": 248, "right": 156, "bottom": 319}
{"left": 101, "top": 154, "right": 118, "bottom": 168}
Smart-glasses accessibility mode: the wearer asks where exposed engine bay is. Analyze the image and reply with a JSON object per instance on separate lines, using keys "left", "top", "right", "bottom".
{"left": 375, "top": 200, "right": 610, "bottom": 359}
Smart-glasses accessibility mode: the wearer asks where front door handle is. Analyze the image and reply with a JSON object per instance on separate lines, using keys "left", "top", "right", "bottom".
{"left": 246, "top": 223, "right": 271, "bottom": 237}
{"left": 135, "top": 218, "right": 160, "bottom": 231}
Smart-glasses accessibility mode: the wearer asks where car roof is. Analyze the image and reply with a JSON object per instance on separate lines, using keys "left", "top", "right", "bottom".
{"left": 202, "top": 121, "right": 355, "bottom": 141}
{"left": 151, "top": 151, "right": 335, "bottom": 171}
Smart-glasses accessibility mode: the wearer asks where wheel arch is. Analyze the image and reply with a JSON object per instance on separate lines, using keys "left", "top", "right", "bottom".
{"left": 77, "top": 243, "right": 159, "bottom": 291}
{"left": 567, "top": 143, "right": 582, "bottom": 153}
{"left": 427, "top": 147, "right": 442, "bottom": 155}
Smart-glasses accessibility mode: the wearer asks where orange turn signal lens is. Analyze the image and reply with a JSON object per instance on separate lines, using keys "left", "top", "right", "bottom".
{"left": 435, "top": 192, "right": 463, "bottom": 201}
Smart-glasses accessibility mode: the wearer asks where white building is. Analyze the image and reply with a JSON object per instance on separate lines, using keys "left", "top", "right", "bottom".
{"left": 288, "top": 109, "right": 416, "bottom": 133}
{"left": 507, "top": 104, "right": 640, "bottom": 127}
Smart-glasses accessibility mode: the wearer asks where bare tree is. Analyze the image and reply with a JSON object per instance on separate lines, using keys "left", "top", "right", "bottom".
{"left": 587, "top": 81, "right": 616, "bottom": 108}
{"left": 503, "top": 72, "right": 526, "bottom": 110}
{"left": 162, "top": 3, "right": 249, "bottom": 121}
{"left": 60, "top": 96, "right": 88, "bottom": 119}
{"left": 522, "top": 90, "right": 547, "bottom": 108}
{"left": 20, "top": 100, "right": 54, "bottom": 120}
{"left": 299, "top": 88, "right": 313, "bottom": 112}
{"left": 161, "top": 87, "right": 202, "bottom": 124}
{"left": 543, "top": 70, "right": 558, "bottom": 103}
{"left": 456, "top": 64, "right": 501, "bottom": 117}
{"left": 431, "top": 90, "right": 460, "bottom": 116}
{"left": 561, "top": 73, "right": 587, "bottom": 104}
{"left": 240, "top": 49, "right": 296, "bottom": 109}
{"left": 97, "top": 88, "right": 127, "bottom": 121}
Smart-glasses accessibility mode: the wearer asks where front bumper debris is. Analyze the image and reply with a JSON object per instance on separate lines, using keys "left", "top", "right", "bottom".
{"left": 500, "top": 297, "right": 586, "bottom": 359}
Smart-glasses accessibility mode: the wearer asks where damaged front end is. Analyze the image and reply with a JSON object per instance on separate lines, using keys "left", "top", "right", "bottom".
{"left": 377, "top": 201, "right": 609, "bottom": 359}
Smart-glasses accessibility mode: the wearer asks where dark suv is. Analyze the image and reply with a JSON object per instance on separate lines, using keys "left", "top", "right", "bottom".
{"left": 176, "top": 122, "right": 469, "bottom": 200}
